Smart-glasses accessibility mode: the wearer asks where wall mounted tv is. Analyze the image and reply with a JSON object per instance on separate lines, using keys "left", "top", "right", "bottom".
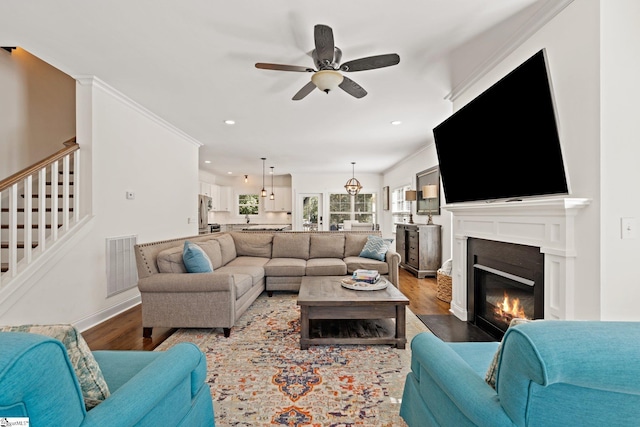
{"left": 433, "top": 49, "right": 569, "bottom": 204}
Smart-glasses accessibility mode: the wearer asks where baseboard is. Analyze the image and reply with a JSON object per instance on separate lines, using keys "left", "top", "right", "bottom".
{"left": 74, "top": 294, "right": 141, "bottom": 332}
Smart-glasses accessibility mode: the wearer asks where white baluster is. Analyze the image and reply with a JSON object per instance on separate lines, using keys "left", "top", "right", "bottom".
{"left": 24, "top": 175, "right": 33, "bottom": 264}
{"left": 62, "top": 155, "right": 70, "bottom": 232}
{"left": 38, "top": 167, "right": 46, "bottom": 252}
{"left": 73, "top": 151, "right": 80, "bottom": 223}
{"left": 51, "top": 161, "right": 59, "bottom": 241}
{"left": 8, "top": 184, "right": 18, "bottom": 277}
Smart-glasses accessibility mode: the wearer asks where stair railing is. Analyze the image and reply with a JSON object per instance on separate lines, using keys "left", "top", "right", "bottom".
{"left": 0, "top": 138, "right": 79, "bottom": 286}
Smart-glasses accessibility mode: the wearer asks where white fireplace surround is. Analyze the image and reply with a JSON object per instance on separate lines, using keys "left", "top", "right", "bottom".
{"left": 444, "top": 197, "right": 590, "bottom": 322}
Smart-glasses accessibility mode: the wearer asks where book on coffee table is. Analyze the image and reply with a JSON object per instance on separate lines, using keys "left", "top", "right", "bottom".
{"left": 352, "top": 269, "right": 380, "bottom": 284}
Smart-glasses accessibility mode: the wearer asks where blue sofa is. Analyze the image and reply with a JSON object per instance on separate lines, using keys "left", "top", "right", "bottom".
{"left": 400, "top": 321, "right": 640, "bottom": 426}
{"left": 0, "top": 332, "right": 214, "bottom": 426}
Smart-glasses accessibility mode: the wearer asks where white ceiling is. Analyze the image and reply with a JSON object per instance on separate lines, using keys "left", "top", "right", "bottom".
{"left": 0, "top": 0, "right": 549, "bottom": 178}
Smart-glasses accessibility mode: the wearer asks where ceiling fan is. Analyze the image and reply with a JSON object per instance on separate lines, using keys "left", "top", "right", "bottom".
{"left": 255, "top": 24, "right": 400, "bottom": 100}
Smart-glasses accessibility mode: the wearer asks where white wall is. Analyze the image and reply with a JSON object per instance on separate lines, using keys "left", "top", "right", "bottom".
{"left": 381, "top": 145, "right": 452, "bottom": 259}
{"left": 445, "top": 0, "right": 605, "bottom": 319}
{"left": 0, "top": 77, "right": 200, "bottom": 328}
{"left": 0, "top": 48, "right": 75, "bottom": 177}
{"left": 599, "top": 0, "right": 640, "bottom": 320}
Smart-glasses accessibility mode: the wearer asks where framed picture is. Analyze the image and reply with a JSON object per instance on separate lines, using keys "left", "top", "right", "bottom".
{"left": 416, "top": 166, "right": 440, "bottom": 216}
{"left": 382, "top": 186, "right": 390, "bottom": 210}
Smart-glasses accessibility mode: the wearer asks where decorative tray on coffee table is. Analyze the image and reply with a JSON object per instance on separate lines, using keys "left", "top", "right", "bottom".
{"left": 341, "top": 277, "right": 389, "bottom": 291}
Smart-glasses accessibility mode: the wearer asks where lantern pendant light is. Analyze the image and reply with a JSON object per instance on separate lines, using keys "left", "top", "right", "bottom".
{"left": 269, "top": 166, "right": 275, "bottom": 200}
{"left": 260, "top": 158, "right": 267, "bottom": 197}
{"left": 344, "top": 162, "right": 362, "bottom": 196}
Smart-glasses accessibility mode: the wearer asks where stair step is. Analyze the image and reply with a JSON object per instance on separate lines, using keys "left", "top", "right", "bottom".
{"left": 0, "top": 224, "right": 61, "bottom": 229}
{"left": 1, "top": 263, "right": 7, "bottom": 273}
{"left": 1, "top": 242, "right": 38, "bottom": 249}
{"left": 1, "top": 207, "right": 74, "bottom": 213}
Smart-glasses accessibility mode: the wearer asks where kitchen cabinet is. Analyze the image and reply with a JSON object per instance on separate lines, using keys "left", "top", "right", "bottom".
{"left": 211, "top": 185, "right": 232, "bottom": 212}
{"left": 199, "top": 181, "right": 212, "bottom": 197}
{"left": 395, "top": 223, "right": 441, "bottom": 278}
{"left": 264, "top": 187, "right": 292, "bottom": 212}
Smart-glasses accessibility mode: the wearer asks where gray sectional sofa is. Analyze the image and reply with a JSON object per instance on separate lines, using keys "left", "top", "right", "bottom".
{"left": 134, "top": 230, "right": 400, "bottom": 337}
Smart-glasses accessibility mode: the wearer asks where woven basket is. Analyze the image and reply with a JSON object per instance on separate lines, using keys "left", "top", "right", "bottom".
{"left": 436, "top": 270, "right": 452, "bottom": 303}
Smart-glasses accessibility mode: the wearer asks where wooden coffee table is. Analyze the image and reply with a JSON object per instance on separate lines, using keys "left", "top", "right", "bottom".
{"left": 296, "top": 276, "right": 410, "bottom": 349}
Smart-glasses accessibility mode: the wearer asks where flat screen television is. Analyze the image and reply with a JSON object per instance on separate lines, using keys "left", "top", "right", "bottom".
{"left": 433, "top": 49, "right": 569, "bottom": 204}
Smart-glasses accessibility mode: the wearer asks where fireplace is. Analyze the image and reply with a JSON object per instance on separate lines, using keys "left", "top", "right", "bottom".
{"left": 467, "top": 238, "right": 544, "bottom": 339}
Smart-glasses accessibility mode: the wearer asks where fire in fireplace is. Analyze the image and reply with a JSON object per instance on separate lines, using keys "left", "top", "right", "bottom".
{"left": 467, "top": 239, "right": 543, "bottom": 340}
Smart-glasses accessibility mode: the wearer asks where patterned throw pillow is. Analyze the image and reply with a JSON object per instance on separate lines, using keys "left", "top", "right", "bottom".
{"left": 183, "top": 241, "right": 214, "bottom": 273}
{"left": 0, "top": 324, "right": 110, "bottom": 410}
{"left": 359, "top": 235, "right": 392, "bottom": 261}
{"left": 485, "top": 318, "right": 532, "bottom": 389}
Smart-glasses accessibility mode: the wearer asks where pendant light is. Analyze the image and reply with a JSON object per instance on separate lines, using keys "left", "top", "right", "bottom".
{"left": 244, "top": 175, "right": 248, "bottom": 183}
{"left": 344, "top": 162, "right": 363, "bottom": 196}
{"left": 260, "top": 157, "right": 267, "bottom": 197}
{"left": 269, "top": 166, "right": 275, "bottom": 200}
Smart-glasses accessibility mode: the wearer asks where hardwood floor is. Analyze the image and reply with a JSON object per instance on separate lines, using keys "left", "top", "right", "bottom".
{"left": 83, "top": 267, "right": 450, "bottom": 351}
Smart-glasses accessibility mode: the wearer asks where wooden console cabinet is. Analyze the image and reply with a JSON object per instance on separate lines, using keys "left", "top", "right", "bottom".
{"left": 395, "top": 223, "right": 442, "bottom": 278}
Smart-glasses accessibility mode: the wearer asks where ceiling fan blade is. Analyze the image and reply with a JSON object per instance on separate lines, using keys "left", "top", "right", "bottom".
{"left": 255, "top": 63, "right": 314, "bottom": 72}
{"left": 314, "top": 24, "right": 335, "bottom": 65}
{"left": 339, "top": 77, "right": 367, "bottom": 99}
{"left": 340, "top": 54, "right": 400, "bottom": 72}
{"left": 292, "top": 81, "right": 317, "bottom": 100}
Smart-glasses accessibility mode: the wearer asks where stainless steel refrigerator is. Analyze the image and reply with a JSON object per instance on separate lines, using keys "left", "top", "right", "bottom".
{"left": 198, "top": 194, "right": 212, "bottom": 234}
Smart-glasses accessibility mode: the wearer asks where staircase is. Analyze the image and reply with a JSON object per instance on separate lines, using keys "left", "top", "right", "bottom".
{"left": 0, "top": 138, "right": 80, "bottom": 286}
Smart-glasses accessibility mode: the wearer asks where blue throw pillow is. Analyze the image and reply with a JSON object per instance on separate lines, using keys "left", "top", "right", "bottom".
{"left": 359, "top": 235, "right": 392, "bottom": 261}
{"left": 183, "top": 241, "right": 213, "bottom": 273}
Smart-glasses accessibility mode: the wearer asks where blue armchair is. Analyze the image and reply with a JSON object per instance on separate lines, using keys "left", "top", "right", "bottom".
{"left": 0, "top": 332, "right": 214, "bottom": 426}
{"left": 400, "top": 321, "right": 640, "bottom": 426}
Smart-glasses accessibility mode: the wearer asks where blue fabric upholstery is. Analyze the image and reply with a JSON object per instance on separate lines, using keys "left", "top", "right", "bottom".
{"left": 0, "top": 332, "right": 215, "bottom": 426}
{"left": 400, "top": 321, "right": 640, "bottom": 427}
{"left": 183, "top": 241, "right": 214, "bottom": 273}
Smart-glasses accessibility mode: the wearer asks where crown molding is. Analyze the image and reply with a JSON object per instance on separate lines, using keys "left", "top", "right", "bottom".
{"left": 74, "top": 75, "right": 203, "bottom": 147}
{"left": 445, "top": 0, "right": 575, "bottom": 102}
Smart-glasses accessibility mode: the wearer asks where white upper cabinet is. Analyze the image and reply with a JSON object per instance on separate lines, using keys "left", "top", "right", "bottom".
{"left": 265, "top": 187, "right": 292, "bottom": 212}
{"left": 211, "top": 185, "right": 232, "bottom": 212}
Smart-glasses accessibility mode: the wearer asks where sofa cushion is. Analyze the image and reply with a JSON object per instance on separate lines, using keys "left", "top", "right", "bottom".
{"left": 217, "top": 265, "right": 265, "bottom": 286}
{"left": 344, "top": 256, "right": 389, "bottom": 275}
{"left": 229, "top": 273, "right": 254, "bottom": 299}
{"left": 231, "top": 232, "right": 273, "bottom": 258}
{"left": 306, "top": 258, "right": 348, "bottom": 276}
{"left": 359, "top": 235, "right": 392, "bottom": 261}
{"left": 197, "top": 239, "right": 223, "bottom": 269}
{"left": 344, "top": 233, "right": 369, "bottom": 257}
{"left": 226, "top": 256, "right": 270, "bottom": 268}
{"left": 309, "top": 234, "right": 345, "bottom": 259}
{"left": 215, "top": 233, "right": 237, "bottom": 265}
{"left": 183, "top": 241, "right": 213, "bottom": 273}
{"left": 0, "top": 324, "right": 110, "bottom": 410}
{"left": 272, "top": 233, "right": 310, "bottom": 260}
{"left": 264, "top": 258, "right": 307, "bottom": 276}
{"left": 156, "top": 246, "right": 187, "bottom": 273}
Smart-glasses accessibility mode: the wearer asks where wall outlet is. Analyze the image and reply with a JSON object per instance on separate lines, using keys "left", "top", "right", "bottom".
{"left": 621, "top": 217, "right": 637, "bottom": 239}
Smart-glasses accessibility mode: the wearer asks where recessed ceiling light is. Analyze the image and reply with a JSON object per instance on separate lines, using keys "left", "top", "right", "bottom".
{"left": 224, "top": 120, "right": 235, "bottom": 125}
{"left": 391, "top": 120, "right": 402, "bottom": 125}
{"left": 227, "top": 171, "right": 233, "bottom": 175}
{"left": 204, "top": 160, "right": 211, "bottom": 164}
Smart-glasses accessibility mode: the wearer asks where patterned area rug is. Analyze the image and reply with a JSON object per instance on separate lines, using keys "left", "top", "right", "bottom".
{"left": 155, "top": 292, "right": 430, "bottom": 426}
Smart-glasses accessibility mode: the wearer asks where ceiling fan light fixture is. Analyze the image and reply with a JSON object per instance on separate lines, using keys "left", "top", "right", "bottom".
{"left": 311, "top": 70, "right": 344, "bottom": 93}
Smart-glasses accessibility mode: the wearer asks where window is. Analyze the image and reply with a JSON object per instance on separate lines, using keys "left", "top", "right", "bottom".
{"left": 328, "top": 193, "right": 376, "bottom": 228}
{"left": 391, "top": 184, "right": 411, "bottom": 225}
{"left": 238, "top": 194, "right": 259, "bottom": 215}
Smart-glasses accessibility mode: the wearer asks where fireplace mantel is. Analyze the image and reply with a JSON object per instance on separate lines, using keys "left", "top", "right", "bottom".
{"left": 444, "top": 197, "right": 590, "bottom": 322}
